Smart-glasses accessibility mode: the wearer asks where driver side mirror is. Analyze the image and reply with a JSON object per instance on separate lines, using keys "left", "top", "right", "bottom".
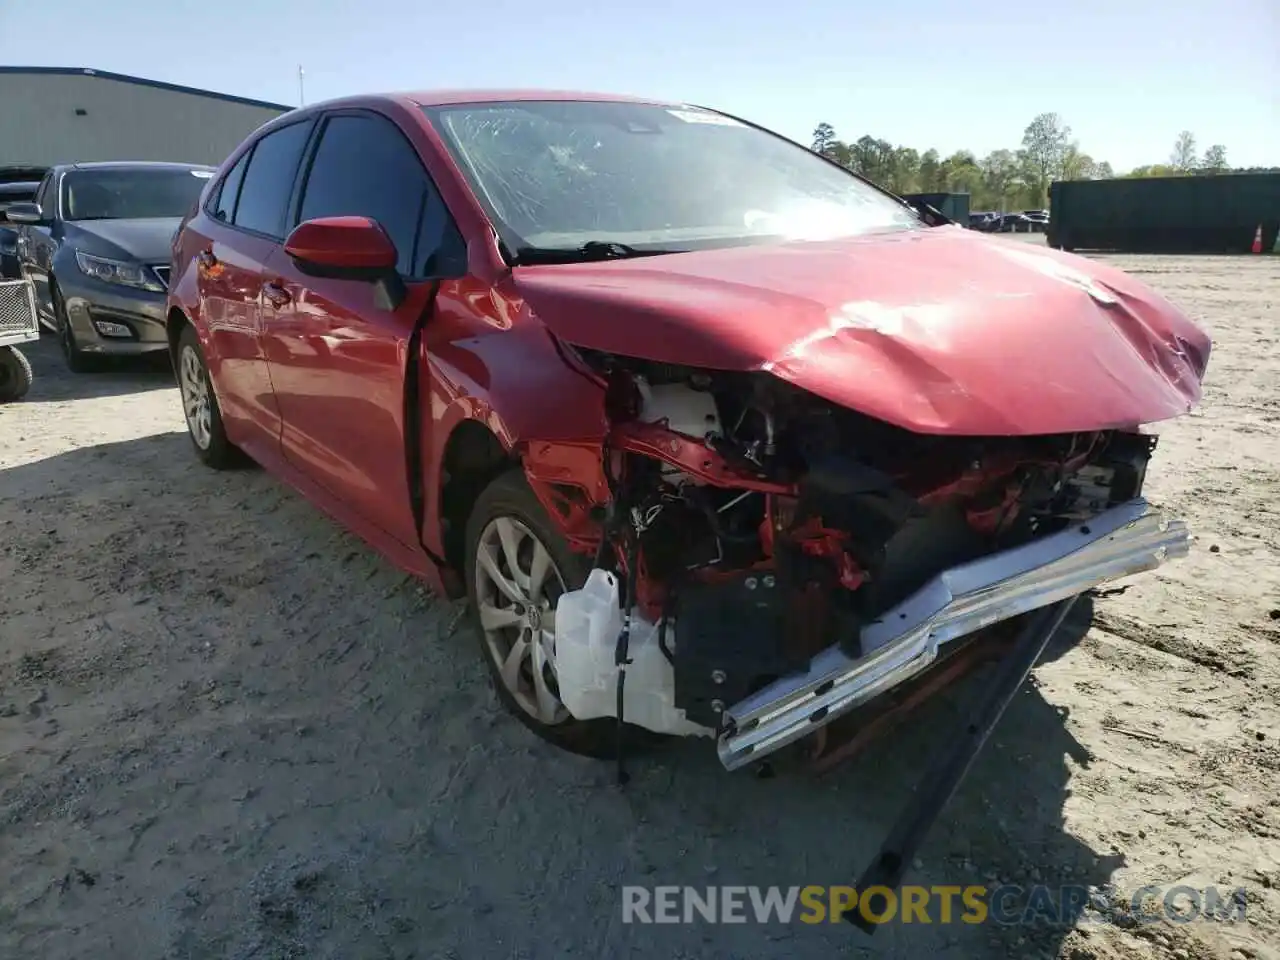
{"left": 4, "top": 202, "right": 45, "bottom": 225}
{"left": 283, "top": 216, "right": 406, "bottom": 310}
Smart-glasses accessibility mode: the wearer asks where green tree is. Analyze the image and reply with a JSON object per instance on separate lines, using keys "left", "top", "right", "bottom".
{"left": 918, "top": 149, "right": 942, "bottom": 192}
{"left": 1125, "top": 163, "right": 1181, "bottom": 178}
{"left": 889, "top": 147, "right": 920, "bottom": 194}
{"left": 941, "top": 151, "right": 983, "bottom": 195}
{"left": 811, "top": 123, "right": 838, "bottom": 158}
{"left": 1020, "top": 112, "right": 1072, "bottom": 205}
{"left": 1201, "top": 144, "right": 1228, "bottom": 173}
{"left": 980, "top": 149, "right": 1019, "bottom": 210}
{"left": 847, "top": 136, "right": 896, "bottom": 186}
{"left": 827, "top": 140, "right": 854, "bottom": 170}
{"left": 1059, "top": 144, "right": 1095, "bottom": 180}
{"left": 803, "top": 114, "right": 1204, "bottom": 197}
{"left": 1170, "top": 131, "right": 1198, "bottom": 171}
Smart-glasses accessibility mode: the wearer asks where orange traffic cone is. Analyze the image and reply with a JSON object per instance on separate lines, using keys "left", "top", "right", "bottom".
{"left": 1251, "top": 224, "right": 1263, "bottom": 254}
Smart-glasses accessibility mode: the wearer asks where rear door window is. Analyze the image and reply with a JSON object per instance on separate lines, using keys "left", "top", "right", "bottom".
{"left": 212, "top": 151, "right": 250, "bottom": 224}
{"left": 233, "top": 121, "right": 312, "bottom": 238}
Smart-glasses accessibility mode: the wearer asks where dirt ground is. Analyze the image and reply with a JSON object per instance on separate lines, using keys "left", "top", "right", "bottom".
{"left": 1, "top": 252, "right": 1277, "bottom": 960}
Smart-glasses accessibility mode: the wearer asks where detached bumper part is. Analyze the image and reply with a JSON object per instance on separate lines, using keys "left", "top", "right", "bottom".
{"left": 848, "top": 597, "right": 1081, "bottom": 933}
{"left": 717, "top": 498, "right": 1190, "bottom": 771}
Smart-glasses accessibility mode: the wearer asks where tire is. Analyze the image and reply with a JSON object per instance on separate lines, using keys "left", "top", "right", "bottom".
{"left": 0, "top": 346, "right": 32, "bottom": 402}
{"left": 51, "top": 281, "right": 101, "bottom": 373}
{"left": 464, "top": 468, "right": 662, "bottom": 759}
{"left": 176, "top": 324, "right": 241, "bottom": 469}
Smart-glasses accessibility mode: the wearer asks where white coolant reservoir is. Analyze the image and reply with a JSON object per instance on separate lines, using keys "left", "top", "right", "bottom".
{"left": 555, "top": 569, "right": 715, "bottom": 738}
{"left": 637, "top": 380, "right": 720, "bottom": 440}
{"left": 555, "top": 568, "right": 623, "bottom": 722}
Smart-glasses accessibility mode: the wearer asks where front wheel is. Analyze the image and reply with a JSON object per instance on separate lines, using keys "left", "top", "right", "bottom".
{"left": 0, "top": 346, "right": 33, "bottom": 402}
{"left": 176, "top": 325, "right": 242, "bottom": 469}
{"left": 52, "top": 281, "right": 100, "bottom": 373}
{"left": 464, "top": 468, "right": 661, "bottom": 759}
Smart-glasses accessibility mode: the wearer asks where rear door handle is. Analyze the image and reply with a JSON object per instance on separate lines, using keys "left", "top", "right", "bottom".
{"left": 262, "top": 281, "right": 291, "bottom": 309}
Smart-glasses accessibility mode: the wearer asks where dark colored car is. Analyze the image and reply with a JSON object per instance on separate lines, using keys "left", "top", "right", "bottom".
{"left": 968, "top": 211, "right": 1000, "bottom": 232}
{"left": 6, "top": 161, "right": 214, "bottom": 370}
{"left": 1023, "top": 210, "right": 1050, "bottom": 233}
{"left": 167, "top": 91, "right": 1205, "bottom": 782}
{"left": 997, "top": 213, "right": 1036, "bottom": 233}
{"left": 0, "top": 181, "right": 39, "bottom": 279}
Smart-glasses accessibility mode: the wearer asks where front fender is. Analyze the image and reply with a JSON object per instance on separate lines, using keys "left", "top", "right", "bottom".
{"left": 421, "top": 322, "right": 609, "bottom": 560}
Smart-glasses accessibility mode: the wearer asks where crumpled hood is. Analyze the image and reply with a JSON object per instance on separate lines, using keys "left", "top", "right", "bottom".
{"left": 512, "top": 228, "right": 1211, "bottom": 436}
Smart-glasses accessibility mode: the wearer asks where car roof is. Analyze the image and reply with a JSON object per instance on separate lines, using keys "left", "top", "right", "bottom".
{"left": 248, "top": 89, "right": 709, "bottom": 148}
{"left": 402, "top": 89, "right": 676, "bottom": 108}
{"left": 268, "top": 89, "right": 675, "bottom": 112}
{"left": 55, "top": 160, "right": 216, "bottom": 174}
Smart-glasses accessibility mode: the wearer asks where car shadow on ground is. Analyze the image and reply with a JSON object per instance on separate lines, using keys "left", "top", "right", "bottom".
{"left": 8, "top": 330, "right": 175, "bottom": 404}
{"left": 0, "top": 434, "right": 1116, "bottom": 960}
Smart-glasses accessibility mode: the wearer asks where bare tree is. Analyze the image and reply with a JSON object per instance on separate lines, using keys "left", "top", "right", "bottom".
{"left": 1170, "top": 131, "right": 1198, "bottom": 171}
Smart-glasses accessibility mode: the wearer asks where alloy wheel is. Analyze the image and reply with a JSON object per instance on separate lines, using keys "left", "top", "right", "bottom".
{"left": 179, "top": 344, "right": 213, "bottom": 451}
{"left": 59, "top": 307, "right": 75, "bottom": 358}
{"left": 474, "top": 516, "right": 571, "bottom": 725}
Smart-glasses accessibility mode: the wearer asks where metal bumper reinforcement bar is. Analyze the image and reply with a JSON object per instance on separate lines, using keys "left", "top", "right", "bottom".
{"left": 716, "top": 498, "right": 1191, "bottom": 771}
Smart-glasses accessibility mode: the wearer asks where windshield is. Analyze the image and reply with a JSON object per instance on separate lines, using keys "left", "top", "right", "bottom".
{"left": 62, "top": 168, "right": 212, "bottom": 221}
{"left": 422, "top": 100, "right": 920, "bottom": 255}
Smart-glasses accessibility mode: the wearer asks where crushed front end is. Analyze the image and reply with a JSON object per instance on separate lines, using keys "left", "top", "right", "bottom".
{"left": 525, "top": 351, "right": 1193, "bottom": 771}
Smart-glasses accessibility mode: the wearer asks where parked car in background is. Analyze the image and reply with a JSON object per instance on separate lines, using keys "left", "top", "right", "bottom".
{"left": 997, "top": 212, "right": 1035, "bottom": 233}
{"left": 968, "top": 211, "right": 1000, "bottom": 232}
{"left": 6, "top": 161, "right": 214, "bottom": 371}
{"left": 0, "top": 180, "right": 39, "bottom": 217}
{"left": 0, "top": 181, "right": 39, "bottom": 279}
{"left": 1023, "top": 210, "right": 1050, "bottom": 233}
{"left": 0, "top": 166, "right": 48, "bottom": 192}
{"left": 166, "top": 90, "right": 1205, "bottom": 788}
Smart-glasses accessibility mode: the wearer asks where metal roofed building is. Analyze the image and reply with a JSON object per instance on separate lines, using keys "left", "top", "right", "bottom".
{"left": 0, "top": 67, "right": 292, "bottom": 170}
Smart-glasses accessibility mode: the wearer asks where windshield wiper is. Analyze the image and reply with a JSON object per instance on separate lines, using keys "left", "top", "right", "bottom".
{"left": 510, "top": 240, "right": 684, "bottom": 266}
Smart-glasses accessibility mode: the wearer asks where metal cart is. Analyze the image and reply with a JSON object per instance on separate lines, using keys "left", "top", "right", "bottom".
{"left": 0, "top": 277, "right": 39, "bottom": 402}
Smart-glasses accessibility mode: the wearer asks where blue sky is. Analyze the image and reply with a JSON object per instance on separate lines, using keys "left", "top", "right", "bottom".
{"left": 5, "top": 0, "right": 1276, "bottom": 170}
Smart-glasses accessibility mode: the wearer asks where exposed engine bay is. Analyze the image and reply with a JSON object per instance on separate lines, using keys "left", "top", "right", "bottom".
{"left": 529, "top": 347, "right": 1164, "bottom": 754}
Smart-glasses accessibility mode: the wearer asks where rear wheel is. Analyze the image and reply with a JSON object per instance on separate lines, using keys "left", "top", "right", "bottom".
{"left": 52, "top": 281, "right": 100, "bottom": 374}
{"left": 177, "top": 324, "right": 241, "bottom": 469}
{"left": 0, "top": 346, "right": 32, "bottom": 402}
{"left": 464, "top": 468, "right": 660, "bottom": 759}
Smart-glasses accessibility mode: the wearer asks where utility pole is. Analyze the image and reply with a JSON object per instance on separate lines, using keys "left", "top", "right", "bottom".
{"left": 298, "top": 65, "right": 305, "bottom": 106}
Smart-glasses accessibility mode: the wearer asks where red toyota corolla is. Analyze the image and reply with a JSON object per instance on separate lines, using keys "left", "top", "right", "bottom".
{"left": 166, "top": 91, "right": 1209, "bottom": 775}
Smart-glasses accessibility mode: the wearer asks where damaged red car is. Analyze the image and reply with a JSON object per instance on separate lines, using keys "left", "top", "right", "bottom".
{"left": 166, "top": 91, "right": 1209, "bottom": 776}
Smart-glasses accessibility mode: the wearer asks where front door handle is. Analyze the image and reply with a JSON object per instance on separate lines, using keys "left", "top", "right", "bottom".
{"left": 262, "top": 281, "right": 291, "bottom": 309}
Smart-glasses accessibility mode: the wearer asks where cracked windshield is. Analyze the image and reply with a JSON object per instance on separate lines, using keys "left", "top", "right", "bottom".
{"left": 427, "top": 100, "right": 920, "bottom": 251}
